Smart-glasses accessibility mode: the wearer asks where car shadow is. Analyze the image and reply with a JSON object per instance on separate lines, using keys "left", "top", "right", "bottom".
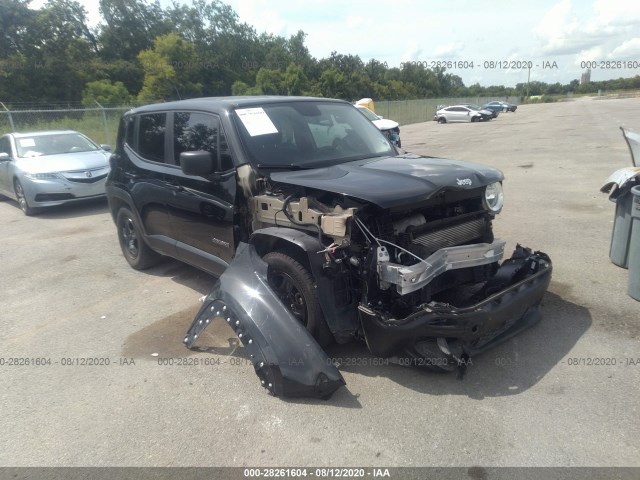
{"left": 323, "top": 290, "right": 590, "bottom": 400}
{"left": 143, "top": 259, "right": 217, "bottom": 296}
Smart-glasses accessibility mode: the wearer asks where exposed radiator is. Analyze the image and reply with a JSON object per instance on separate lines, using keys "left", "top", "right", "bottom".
{"left": 411, "top": 217, "right": 487, "bottom": 252}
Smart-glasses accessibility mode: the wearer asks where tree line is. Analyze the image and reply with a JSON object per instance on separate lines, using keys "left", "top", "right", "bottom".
{"left": 1, "top": 0, "right": 639, "bottom": 107}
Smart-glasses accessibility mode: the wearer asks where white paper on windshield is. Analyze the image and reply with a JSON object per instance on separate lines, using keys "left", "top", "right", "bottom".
{"left": 19, "top": 138, "right": 35, "bottom": 147}
{"left": 236, "top": 108, "right": 278, "bottom": 136}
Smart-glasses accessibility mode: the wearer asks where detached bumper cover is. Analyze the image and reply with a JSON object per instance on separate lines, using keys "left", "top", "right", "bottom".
{"left": 183, "top": 243, "right": 345, "bottom": 399}
{"left": 360, "top": 247, "right": 553, "bottom": 358}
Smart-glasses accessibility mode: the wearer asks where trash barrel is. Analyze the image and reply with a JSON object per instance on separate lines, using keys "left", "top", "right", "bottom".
{"left": 610, "top": 188, "right": 635, "bottom": 268}
{"left": 628, "top": 185, "right": 640, "bottom": 301}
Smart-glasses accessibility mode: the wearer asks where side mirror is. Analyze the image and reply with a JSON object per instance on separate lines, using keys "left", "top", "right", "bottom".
{"left": 378, "top": 115, "right": 384, "bottom": 119}
{"left": 100, "top": 144, "right": 111, "bottom": 152}
{"left": 180, "top": 151, "right": 215, "bottom": 176}
{"left": 0, "top": 152, "right": 10, "bottom": 161}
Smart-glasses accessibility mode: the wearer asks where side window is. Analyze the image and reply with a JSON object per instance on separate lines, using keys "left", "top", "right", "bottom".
{"left": 125, "top": 116, "right": 136, "bottom": 148}
{"left": 0, "top": 137, "right": 11, "bottom": 156}
{"left": 174, "top": 112, "right": 233, "bottom": 170}
{"left": 116, "top": 116, "right": 135, "bottom": 151}
{"left": 137, "top": 113, "right": 166, "bottom": 163}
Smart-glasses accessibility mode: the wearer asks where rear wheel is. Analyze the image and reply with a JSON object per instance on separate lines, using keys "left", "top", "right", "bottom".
{"left": 437, "top": 117, "right": 447, "bottom": 124}
{"left": 263, "top": 251, "right": 333, "bottom": 347}
{"left": 116, "top": 207, "right": 161, "bottom": 270}
{"left": 13, "top": 179, "right": 37, "bottom": 216}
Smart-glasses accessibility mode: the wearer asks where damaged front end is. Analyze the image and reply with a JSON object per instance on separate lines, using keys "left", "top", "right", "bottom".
{"left": 184, "top": 156, "right": 553, "bottom": 399}
{"left": 360, "top": 245, "right": 552, "bottom": 371}
{"left": 185, "top": 239, "right": 551, "bottom": 399}
{"left": 184, "top": 243, "right": 345, "bottom": 399}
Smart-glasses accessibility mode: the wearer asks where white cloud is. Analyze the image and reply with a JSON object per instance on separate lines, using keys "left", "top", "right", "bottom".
{"left": 401, "top": 42, "right": 424, "bottom": 63}
{"left": 533, "top": 0, "right": 589, "bottom": 55}
{"left": 345, "top": 16, "right": 365, "bottom": 29}
{"left": 609, "top": 38, "right": 640, "bottom": 59}
{"left": 232, "top": 0, "right": 289, "bottom": 36}
{"left": 433, "top": 42, "right": 464, "bottom": 58}
{"left": 575, "top": 46, "right": 605, "bottom": 64}
{"left": 591, "top": 0, "right": 640, "bottom": 27}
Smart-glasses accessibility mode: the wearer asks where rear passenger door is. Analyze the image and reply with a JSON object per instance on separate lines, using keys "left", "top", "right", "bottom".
{"left": 166, "top": 111, "right": 237, "bottom": 276}
{"left": 122, "top": 112, "right": 176, "bottom": 256}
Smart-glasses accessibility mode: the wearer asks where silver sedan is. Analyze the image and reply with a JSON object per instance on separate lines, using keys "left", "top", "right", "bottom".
{"left": 0, "top": 130, "right": 111, "bottom": 215}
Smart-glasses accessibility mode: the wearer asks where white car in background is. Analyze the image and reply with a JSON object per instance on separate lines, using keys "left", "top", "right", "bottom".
{"left": 434, "top": 105, "right": 494, "bottom": 124}
{"left": 355, "top": 105, "right": 401, "bottom": 147}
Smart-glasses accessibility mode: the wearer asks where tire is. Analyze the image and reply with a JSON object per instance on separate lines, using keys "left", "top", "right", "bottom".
{"left": 263, "top": 251, "right": 333, "bottom": 347}
{"left": 471, "top": 116, "right": 478, "bottom": 123}
{"left": 116, "top": 207, "right": 161, "bottom": 270}
{"left": 437, "top": 117, "right": 447, "bottom": 124}
{"left": 13, "top": 179, "right": 37, "bottom": 216}
{"left": 503, "top": 107, "right": 508, "bottom": 112}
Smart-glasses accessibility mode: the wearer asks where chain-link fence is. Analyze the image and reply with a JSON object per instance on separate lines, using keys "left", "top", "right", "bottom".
{"left": 0, "top": 96, "right": 527, "bottom": 144}
{"left": 0, "top": 103, "right": 132, "bottom": 147}
{"left": 375, "top": 96, "right": 522, "bottom": 126}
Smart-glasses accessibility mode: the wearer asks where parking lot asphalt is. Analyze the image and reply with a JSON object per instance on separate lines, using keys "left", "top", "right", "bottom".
{"left": 0, "top": 97, "right": 639, "bottom": 468}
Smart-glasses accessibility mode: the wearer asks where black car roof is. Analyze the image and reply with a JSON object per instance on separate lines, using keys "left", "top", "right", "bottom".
{"left": 127, "top": 96, "right": 349, "bottom": 116}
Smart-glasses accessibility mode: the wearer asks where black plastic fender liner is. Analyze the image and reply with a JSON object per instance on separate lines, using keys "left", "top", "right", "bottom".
{"left": 183, "top": 242, "right": 345, "bottom": 399}
{"left": 250, "top": 227, "right": 360, "bottom": 343}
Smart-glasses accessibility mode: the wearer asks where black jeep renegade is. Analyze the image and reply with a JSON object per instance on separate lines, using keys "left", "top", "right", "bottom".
{"left": 106, "top": 96, "right": 551, "bottom": 398}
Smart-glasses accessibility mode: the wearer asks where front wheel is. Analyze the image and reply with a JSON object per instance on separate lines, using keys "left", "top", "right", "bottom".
{"left": 263, "top": 251, "right": 333, "bottom": 347}
{"left": 116, "top": 207, "right": 161, "bottom": 270}
{"left": 14, "top": 179, "right": 37, "bottom": 216}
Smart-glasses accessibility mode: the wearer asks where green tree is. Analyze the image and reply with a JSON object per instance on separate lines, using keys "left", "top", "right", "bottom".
{"left": 318, "top": 68, "right": 347, "bottom": 99}
{"left": 137, "top": 33, "right": 202, "bottom": 103}
{"left": 99, "top": 0, "right": 170, "bottom": 61}
{"left": 255, "top": 68, "right": 285, "bottom": 95}
{"left": 283, "top": 64, "right": 309, "bottom": 95}
{"left": 0, "top": 0, "right": 35, "bottom": 57}
{"left": 82, "top": 79, "right": 132, "bottom": 106}
{"left": 0, "top": 0, "right": 98, "bottom": 103}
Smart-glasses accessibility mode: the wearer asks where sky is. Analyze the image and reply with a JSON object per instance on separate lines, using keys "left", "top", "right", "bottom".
{"left": 50, "top": 0, "right": 640, "bottom": 87}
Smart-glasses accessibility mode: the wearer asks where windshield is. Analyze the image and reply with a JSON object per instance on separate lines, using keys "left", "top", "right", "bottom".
{"left": 356, "top": 106, "right": 380, "bottom": 121}
{"left": 465, "top": 104, "right": 483, "bottom": 111}
{"left": 16, "top": 133, "right": 99, "bottom": 158}
{"left": 233, "top": 102, "right": 395, "bottom": 168}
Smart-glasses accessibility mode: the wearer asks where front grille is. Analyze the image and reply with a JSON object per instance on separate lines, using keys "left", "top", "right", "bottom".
{"left": 35, "top": 193, "right": 75, "bottom": 202}
{"left": 412, "top": 217, "right": 487, "bottom": 252}
{"left": 61, "top": 167, "right": 109, "bottom": 184}
{"left": 64, "top": 174, "right": 107, "bottom": 184}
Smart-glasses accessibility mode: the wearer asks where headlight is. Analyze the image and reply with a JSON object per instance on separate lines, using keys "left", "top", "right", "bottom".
{"left": 24, "top": 172, "right": 60, "bottom": 180}
{"left": 484, "top": 182, "right": 504, "bottom": 213}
